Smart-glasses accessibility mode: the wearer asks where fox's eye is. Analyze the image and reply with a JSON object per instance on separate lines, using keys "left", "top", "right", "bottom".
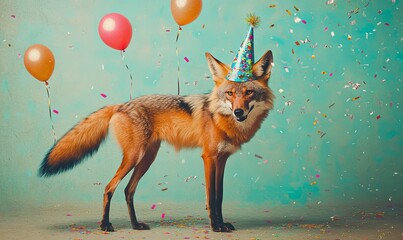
{"left": 226, "top": 91, "right": 233, "bottom": 97}
{"left": 245, "top": 90, "right": 254, "bottom": 96}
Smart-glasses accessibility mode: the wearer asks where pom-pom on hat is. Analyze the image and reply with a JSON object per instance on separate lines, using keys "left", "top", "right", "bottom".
{"left": 226, "top": 14, "right": 261, "bottom": 82}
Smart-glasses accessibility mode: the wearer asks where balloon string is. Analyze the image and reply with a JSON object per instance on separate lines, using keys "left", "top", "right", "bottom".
{"left": 45, "top": 82, "right": 57, "bottom": 143}
{"left": 175, "top": 26, "right": 182, "bottom": 95}
{"left": 120, "top": 50, "right": 133, "bottom": 100}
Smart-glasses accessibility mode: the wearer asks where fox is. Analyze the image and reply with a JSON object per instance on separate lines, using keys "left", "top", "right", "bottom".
{"left": 39, "top": 50, "right": 274, "bottom": 232}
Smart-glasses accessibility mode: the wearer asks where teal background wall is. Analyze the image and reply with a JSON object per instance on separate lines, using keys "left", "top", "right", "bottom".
{"left": 0, "top": 0, "right": 401, "bottom": 212}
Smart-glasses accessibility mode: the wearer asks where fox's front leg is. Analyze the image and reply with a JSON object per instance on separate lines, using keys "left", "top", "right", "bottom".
{"left": 215, "top": 153, "right": 235, "bottom": 231}
{"left": 202, "top": 152, "right": 234, "bottom": 232}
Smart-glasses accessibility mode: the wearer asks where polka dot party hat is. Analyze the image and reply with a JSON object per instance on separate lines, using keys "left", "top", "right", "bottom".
{"left": 226, "top": 14, "right": 261, "bottom": 82}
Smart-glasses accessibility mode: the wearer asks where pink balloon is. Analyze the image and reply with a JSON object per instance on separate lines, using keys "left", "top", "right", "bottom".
{"left": 98, "top": 13, "right": 132, "bottom": 50}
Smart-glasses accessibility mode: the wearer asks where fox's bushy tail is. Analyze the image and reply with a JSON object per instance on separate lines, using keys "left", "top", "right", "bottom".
{"left": 39, "top": 105, "right": 117, "bottom": 177}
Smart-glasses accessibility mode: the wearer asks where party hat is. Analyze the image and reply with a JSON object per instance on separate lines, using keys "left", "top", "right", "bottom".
{"left": 226, "top": 14, "right": 261, "bottom": 82}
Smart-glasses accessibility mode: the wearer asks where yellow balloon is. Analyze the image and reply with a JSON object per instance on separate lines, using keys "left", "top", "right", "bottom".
{"left": 170, "top": 0, "right": 202, "bottom": 26}
{"left": 24, "top": 44, "right": 55, "bottom": 82}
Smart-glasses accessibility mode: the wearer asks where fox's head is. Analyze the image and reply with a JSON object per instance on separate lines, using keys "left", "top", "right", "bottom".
{"left": 206, "top": 50, "right": 274, "bottom": 122}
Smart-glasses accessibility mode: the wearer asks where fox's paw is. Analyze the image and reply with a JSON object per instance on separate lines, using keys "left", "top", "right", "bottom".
{"left": 100, "top": 222, "right": 115, "bottom": 232}
{"left": 132, "top": 222, "right": 150, "bottom": 230}
{"left": 223, "top": 222, "right": 235, "bottom": 231}
{"left": 212, "top": 222, "right": 235, "bottom": 232}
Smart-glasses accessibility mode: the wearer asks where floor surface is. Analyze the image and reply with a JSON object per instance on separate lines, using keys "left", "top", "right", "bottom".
{"left": 0, "top": 202, "right": 402, "bottom": 240}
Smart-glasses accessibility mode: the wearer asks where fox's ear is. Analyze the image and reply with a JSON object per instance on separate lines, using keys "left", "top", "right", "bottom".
{"left": 205, "top": 52, "right": 230, "bottom": 86}
{"left": 253, "top": 50, "right": 273, "bottom": 85}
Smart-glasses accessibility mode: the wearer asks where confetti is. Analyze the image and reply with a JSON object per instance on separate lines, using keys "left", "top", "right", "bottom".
{"left": 52, "top": 109, "right": 59, "bottom": 114}
{"left": 184, "top": 57, "right": 189, "bottom": 62}
{"left": 11, "top": 14, "right": 16, "bottom": 18}
{"left": 376, "top": 115, "right": 381, "bottom": 120}
{"left": 352, "top": 96, "right": 361, "bottom": 101}
{"left": 161, "top": 213, "right": 166, "bottom": 219}
{"left": 285, "top": 100, "right": 294, "bottom": 106}
{"left": 268, "top": 4, "right": 276, "bottom": 8}
{"left": 161, "top": 188, "right": 168, "bottom": 191}
{"left": 301, "top": 20, "right": 307, "bottom": 24}
{"left": 100, "top": 93, "right": 107, "bottom": 98}
{"left": 254, "top": 154, "right": 263, "bottom": 159}
{"left": 286, "top": 9, "right": 292, "bottom": 16}
{"left": 318, "top": 130, "right": 326, "bottom": 138}
{"left": 151, "top": 204, "right": 156, "bottom": 210}
{"left": 316, "top": 174, "right": 321, "bottom": 178}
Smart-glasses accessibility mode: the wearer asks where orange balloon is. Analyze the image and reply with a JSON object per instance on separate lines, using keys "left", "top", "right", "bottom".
{"left": 170, "top": 0, "right": 202, "bottom": 26}
{"left": 24, "top": 44, "right": 55, "bottom": 82}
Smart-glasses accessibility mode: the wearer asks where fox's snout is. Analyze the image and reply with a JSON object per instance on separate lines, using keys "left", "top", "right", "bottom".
{"left": 234, "top": 109, "right": 244, "bottom": 118}
{"left": 233, "top": 108, "right": 247, "bottom": 122}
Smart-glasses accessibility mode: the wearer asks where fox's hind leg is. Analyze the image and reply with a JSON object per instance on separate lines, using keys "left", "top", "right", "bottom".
{"left": 100, "top": 112, "right": 150, "bottom": 232}
{"left": 100, "top": 153, "right": 137, "bottom": 232}
{"left": 124, "top": 141, "right": 161, "bottom": 230}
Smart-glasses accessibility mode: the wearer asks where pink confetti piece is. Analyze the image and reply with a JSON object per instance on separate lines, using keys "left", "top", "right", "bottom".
{"left": 161, "top": 213, "right": 166, "bottom": 219}
{"left": 329, "top": 73, "right": 333, "bottom": 76}
{"left": 11, "top": 15, "right": 16, "bottom": 18}
{"left": 184, "top": 57, "right": 189, "bottom": 63}
{"left": 18, "top": 53, "right": 21, "bottom": 58}
{"left": 263, "top": 160, "right": 268, "bottom": 164}
{"left": 100, "top": 93, "right": 107, "bottom": 98}
{"left": 66, "top": 213, "right": 72, "bottom": 216}
{"left": 53, "top": 109, "right": 59, "bottom": 114}
{"left": 301, "top": 20, "right": 307, "bottom": 24}
{"left": 151, "top": 204, "right": 156, "bottom": 210}
{"left": 316, "top": 174, "right": 321, "bottom": 178}
{"left": 165, "top": 29, "right": 171, "bottom": 32}
{"left": 376, "top": 115, "right": 381, "bottom": 120}
{"left": 324, "top": 27, "right": 329, "bottom": 31}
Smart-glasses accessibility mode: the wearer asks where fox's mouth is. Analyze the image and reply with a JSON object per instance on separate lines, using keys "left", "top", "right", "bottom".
{"left": 235, "top": 105, "right": 254, "bottom": 122}
{"left": 236, "top": 116, "right": 247, "bottom": 122}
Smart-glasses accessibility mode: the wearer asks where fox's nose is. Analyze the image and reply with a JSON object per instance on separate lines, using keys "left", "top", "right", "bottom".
{"left": 234, "top": 109, "right": 244, "bottom": 117}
